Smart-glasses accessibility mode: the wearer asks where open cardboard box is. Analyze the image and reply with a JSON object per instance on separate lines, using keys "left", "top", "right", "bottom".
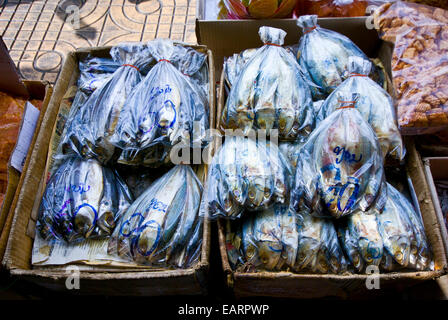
{"left": 0, "top": 37, "right": 52, "bottom": 263}
{"left": 1, "top": 44, "right": 216, "bottom": 295}
{"left": 210, "top": 17, "right": 448, "bottom": 298}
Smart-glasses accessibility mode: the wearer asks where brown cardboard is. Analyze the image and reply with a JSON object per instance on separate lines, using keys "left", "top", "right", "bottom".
{"left": 2, "top": 44, "right": 215, "bottom": 296}
{"left": 0, "top": 36, "right": 53, "bottom": 263}
{"left": 195, "top": 15, "right": 381, "bottom": 81}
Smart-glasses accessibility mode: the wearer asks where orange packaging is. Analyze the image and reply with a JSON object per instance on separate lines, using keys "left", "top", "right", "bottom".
{"left": 0, "top": 91, "right": 42, "bottom": 206}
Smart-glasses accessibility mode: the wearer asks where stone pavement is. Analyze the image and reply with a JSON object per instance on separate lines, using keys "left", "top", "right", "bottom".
{"left": 0, "top": 0, "right": 197, "bottom": 82}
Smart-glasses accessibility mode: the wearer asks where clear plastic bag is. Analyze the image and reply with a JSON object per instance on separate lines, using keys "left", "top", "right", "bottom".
{"left": 374, "top": 2, "right": 448, "bottom": 134}
{"left": 200, "top": 136, "right": 293, "bottom": 219}
{"left": 218, "top": 0, "right": 297, "bottom": 19}
{"left": 108, "top": 165, "right": 203, "bottom": 268}
{"left": 36, "top": 156, "right": 134, "bottom": 242}
{"left": 296, "top": 15, "right": 376, "bottom": 100}
{"left": 317, "top": 56, "right": 405, "bottom": 160}
{"left": 112, "top": 39, "right": 209, "bottom": 167}
{"left": 291, "top": 92, "right": 387, "bottom": 219}
{"left": 278, "top": 138, "right": 306, "bottom": 169}
{"left": 293, "top": 210, "right": 347, "bottom": 273}
{"left": 227, "top": 205, "right": 347, "bottom": 274}
{"left": 221, "top": 26, "right": 314, "bottom": 140}
{"left": 338, "top": 182, "right": 433, "bottom": 272}
{"left": 223, "top": 48, "right": 258, "bottom": 88}
{"left": 60, "top": 43, "right": 151, "bottom": 164}
{"left": 77, "top": 56, "right": 121, "bottom": 94}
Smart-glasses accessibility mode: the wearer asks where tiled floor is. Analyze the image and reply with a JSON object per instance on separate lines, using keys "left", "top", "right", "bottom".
{"left": 0, "top": 0, "right": 197, "bottom": 82}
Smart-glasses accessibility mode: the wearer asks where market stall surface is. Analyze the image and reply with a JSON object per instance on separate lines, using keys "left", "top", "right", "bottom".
{"left": 0, "top": 0, "right": 197, "bottom": 82}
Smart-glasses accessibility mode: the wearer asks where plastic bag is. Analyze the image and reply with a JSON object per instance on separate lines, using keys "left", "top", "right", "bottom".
{"left": 278, "top": 138, "right": 306, "bottom": 168}
{"left": 200, "top": 136, "right": 293, "bottom": 219}
{"left": 227, "top": 205, "right": 347, "bottom": 274}
{"left": 296, "top": 15, "right": 375, "bottom": 100}
{"left": 108, "top": 165, "right": 203, "bottom": 268}
{"left": 293, "top": 210, "right": 347, "bottom": 273}
{"left": 291, "top": 92, "right": 386, "bottom": 219}
{"left": 36, "top": 156, "right": 133, "bottom": 242}
{"left": 374, "top": 2, "right": 448, "bottom": 134}
{"left": 77, "top": 58, "right": 121, "bottom": 95}
{"left": 112, "top": 39, "right": 209, "bottom": 167}
{"left": 221, "top": 26, "right": 314, "bottom": 140}
{"left": 317, "top": 56, "right": 405, "bottom": 160}
{"left": 338, "top": 182, "right": 433, "bottom": 272}
{"left": 223, "top": 48, "right": 258, "bottom": 88}
{"left": 61, "top": 43, "right": 151, "bottom": 164}
{"left": 218, "top": 0, "right": 297, "bottom": 19}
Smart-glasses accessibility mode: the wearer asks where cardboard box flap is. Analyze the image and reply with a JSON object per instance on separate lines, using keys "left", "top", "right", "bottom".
{"left": 0, "top": 37, "right": 28, "bottom": 98}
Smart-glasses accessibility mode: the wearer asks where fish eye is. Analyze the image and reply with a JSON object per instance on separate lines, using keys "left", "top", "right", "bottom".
{"left": 396, "top": 252, "right": 403, "bottom": 261}
{"left": 249, "top": 191, "right": 255, "bottom": 199}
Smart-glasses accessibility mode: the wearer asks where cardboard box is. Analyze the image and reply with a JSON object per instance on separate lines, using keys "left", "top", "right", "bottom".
{"left": 0, "top": 37, "right": 53, "bottom": 263}
{"left": 213, "top": 19, "right": 447, "bottom": 298}
{"left": 2, "top": 44, "right": 215, "bottom": 295}
{"left": 196, "top": 3, "right": 380, "bottom": 81}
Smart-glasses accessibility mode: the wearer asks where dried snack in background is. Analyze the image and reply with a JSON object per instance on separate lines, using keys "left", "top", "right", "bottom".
{"left": 36, "top": 156, "right": 133, "bottom": 242}
{"left": 317, "top": 56, "right": 405, "bottom": 160}
{"left": 374, "top": 2, "right": 448, "bottom": 134}
{"left": 112, "top": 39, "right": 209, "bottom": 167}
{"left": 218, "top": 0, "right": 297, "bottom": 19}
{"left": 291, "top": 92, "right": 386, "bottom": 219}
{"left": 221, "top": 26, "right": 314, "bottom": 140}
{"left": 108, "top": 165, "right": 203, "bottom": 268}
{"left": 200, "top": 136, "right": 293, "bottom": 219}
{"left": 296, "top": 15, "right": 378, "bottom": 100}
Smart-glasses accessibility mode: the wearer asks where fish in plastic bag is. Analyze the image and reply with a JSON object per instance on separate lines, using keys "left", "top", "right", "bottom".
{"left": 108, "top": 165, "right": 203, "bottom": 268}
{"left": 221, "top": 26, "right": 314, "bottom": 140}
{"left": 77, "top": 56, "right": 121, "bottom": 94}
{"left": 112, "top": 39, "right": 209, "bottom": 166}
{"left": 224, "top": 48, "right": 258, "bottom": 88}
{"left": 200, "top": 136, "right": 293, "bottom": 219}
{"left": 385, "top": 183, "right": 433, "bottom": 271}
{"left": 278, "top": 137, "right": 306, "bottom": 169}
{"left": 317, "top": 56, "right": 405, "bottom": 160}
{"left": 36, "top": 157, "right": 134, "bottom": 242}
{"left": 61, "top": 43, "right": 152, "bottom": 164}
{"left": 296, "top": 15, "right": 376, "bottom": 99}
{"left": 291, "top": 92, "right": 387, "bottom": 219}
{"left": 293, "top": 210, "right": 347, "bottom": 274}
